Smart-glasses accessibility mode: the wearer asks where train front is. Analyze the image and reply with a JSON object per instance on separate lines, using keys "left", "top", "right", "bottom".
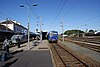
{"left": 48, "top": 31, "right": 58, "bottom": 43}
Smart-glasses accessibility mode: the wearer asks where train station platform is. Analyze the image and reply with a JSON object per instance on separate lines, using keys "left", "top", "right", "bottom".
{"left": 0, "top": 40, "right": 54, "bottom": 67}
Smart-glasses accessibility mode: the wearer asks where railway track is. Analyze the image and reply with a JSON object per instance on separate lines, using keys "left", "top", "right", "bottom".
{"left": 62, "top": 38, "right": 100, "bottom": 53}
{"left": 77, "top": 42, "right": 100, "bottom": 53}
{"left": 65, "top": 37, "right": 100, "bottom": 44}
{"left": 50, "top": 43, "right": 88, "bottom": 67}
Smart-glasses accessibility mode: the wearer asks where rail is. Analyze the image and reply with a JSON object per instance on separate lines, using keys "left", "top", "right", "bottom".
{"left": 63, "top": 38, "right": 100, "bottom": 53}
{"left": 50, "top": 43, "right": 88, "bottom": 67}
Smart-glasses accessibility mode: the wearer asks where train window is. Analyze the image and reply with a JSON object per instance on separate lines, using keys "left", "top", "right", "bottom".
{"left": 53, "top": 33, "right": 57, "bottom": 35}
{"left": 50, "top": 32, "right": 53, "bottom": 36}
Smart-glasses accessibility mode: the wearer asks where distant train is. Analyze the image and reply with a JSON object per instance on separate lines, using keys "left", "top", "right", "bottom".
{"left": 47, "top": 31, "right": 58, "bottom": 43}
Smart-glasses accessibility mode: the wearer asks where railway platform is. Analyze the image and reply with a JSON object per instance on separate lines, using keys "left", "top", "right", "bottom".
{"left": 0, "top": 40, "right": 53, "bottom": 67}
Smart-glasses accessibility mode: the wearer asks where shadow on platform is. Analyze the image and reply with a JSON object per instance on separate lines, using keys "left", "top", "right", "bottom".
{"left": 11, "top": 49, "right": 23, "bottom": 55}
{"left": 2, "top": 59, "right": 18, "bottom": 67}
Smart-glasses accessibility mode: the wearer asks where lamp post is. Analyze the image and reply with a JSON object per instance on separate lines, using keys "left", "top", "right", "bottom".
{"left": 20, "top": 4, "right": 37, "bottom": 50}
{"left": 36, "top": 16, "right": 42, "bottom": 42}
{"left": 40, "top": 16, "right": 42, "bottom": 42}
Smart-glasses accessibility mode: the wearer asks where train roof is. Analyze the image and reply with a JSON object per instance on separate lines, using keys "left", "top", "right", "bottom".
{"left": 49, "top": 31, "right": 58, "bottom": 33}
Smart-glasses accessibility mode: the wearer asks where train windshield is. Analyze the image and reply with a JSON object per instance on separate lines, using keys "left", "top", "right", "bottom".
{"left": 53, "top": 32, "right": 57, "bottom": 35}
{"left": 50, "top": 32, "right": 58, "bottom": 36}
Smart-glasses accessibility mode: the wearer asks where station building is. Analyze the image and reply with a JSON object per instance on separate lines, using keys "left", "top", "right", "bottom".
{"left": 0, "top": 20, "right": 28, "bottom": 34}
{"left": 0, "top": 20, "right": 28, "bottom": 41}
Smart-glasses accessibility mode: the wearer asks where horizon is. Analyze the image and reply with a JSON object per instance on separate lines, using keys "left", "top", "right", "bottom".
{"left": 0, "top": 0, "right": 100, "bottom": 34}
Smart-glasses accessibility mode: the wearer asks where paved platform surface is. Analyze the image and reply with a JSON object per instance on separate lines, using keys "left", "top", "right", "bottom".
{"left": 60, "top": 40, "right": 100, "bottom": 63}
{"left": 0, "top": 40, "right": 53, "bottom": 67}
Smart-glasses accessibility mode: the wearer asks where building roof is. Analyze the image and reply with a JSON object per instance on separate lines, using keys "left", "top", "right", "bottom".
{"left": 0, "top": 20, "right": 28, "bottom": 30}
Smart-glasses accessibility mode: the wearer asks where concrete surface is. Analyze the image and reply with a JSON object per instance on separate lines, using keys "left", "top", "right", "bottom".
{"left": 0, "top": 40, "right": 53, "bottom": 67}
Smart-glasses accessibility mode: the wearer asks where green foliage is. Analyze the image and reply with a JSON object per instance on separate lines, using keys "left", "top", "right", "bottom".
{"left": 64, "top": 29, "right": 84, "bottom": 35}
{"left": 88, "top": 29, "right": 95, "bottom": 34}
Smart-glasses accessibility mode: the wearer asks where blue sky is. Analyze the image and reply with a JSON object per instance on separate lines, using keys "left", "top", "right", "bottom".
{"left": 0, "top": 0, "right": 100, "bottom": 33}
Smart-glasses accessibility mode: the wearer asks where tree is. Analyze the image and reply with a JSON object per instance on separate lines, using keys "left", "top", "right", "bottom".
{"left": 88, "top": 29, "right": 95, "bottom": 34}
{"left": 64, "top": 29, "right": 84, "bottom": 36}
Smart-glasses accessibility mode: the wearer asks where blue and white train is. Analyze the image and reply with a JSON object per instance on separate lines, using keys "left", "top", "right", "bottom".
{"left": 47, "top": 31, "right": 58, "bottom": 43}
